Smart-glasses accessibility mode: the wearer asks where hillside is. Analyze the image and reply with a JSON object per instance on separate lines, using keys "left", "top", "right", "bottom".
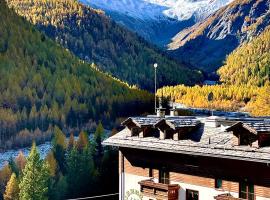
{"left": 159, "top": 25, "right": 270, "bottom": 116}
{"left": 0, "top": 0, "right": 153, "bottom": 146}
{"left": 6, "top": 0, "right": 203, "bottom": 90}
{"left": 168, "top": 0, "right": 270, "bottom": 73}
{"left": 219, "top": 27, "right": 270, "bottom": 86}
{"left": 158, "top": 84, "right": 270, "bottom": 116}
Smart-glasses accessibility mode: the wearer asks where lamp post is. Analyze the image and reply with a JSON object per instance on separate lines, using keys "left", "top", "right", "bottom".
{"left": 154, "top": 63, "right": 158, "bottom": 113}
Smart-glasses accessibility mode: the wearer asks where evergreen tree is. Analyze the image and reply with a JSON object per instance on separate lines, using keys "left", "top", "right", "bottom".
{"left": 76, "top": 131, "right": 88, "bottom": 151}
{"left": 93, "top": 122, "right": 105, "bottom": 169}
{"left": 52, "top": 126, "right": 66, "bottom": 173}
{"left": 66, "top": 147, "right": 81, "bottom": 198}
{"left": 4, "top": 173, "right": 19, "bottom": 200}
{"left": 48, "top": 174, "right": 67, "bottom": 200}
{"left": 15, "top": 151, "right": 26, "bottom": 175}
{"left": 8, "top": 158, "right": 19, "bottom": 177}
{"left": 19, "top": 143, "right": 50, "bottom": 200}
{"left": 80, "top": 144, "right": 95, "bottom": 196}
{"left": 68, "top": 133, "right": 75, "bottom": 150}
{"left": 0, "top": 165, "right": 12, "bottom": 199}
{"left": 46, "top": 152, "right": 57, "bottom": 177}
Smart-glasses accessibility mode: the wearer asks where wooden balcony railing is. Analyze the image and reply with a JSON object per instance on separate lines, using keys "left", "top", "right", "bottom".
{"left": 138, "top": 179, "right": 180, "bottom": 200}
{"left": 215, "top": 193, "right": 254, "bottom": 200}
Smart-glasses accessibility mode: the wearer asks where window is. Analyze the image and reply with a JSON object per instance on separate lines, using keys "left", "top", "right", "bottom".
{"left": 215, "top": 179, "right": 223, "bottom": 189}
{"left": 239, "top": 182, "right": 254, "bottom": 200}
{"left": 159, "top": 169, "right": 169, "bottom": 184}
{"left": 186, "top": 189, "right": 199, "bottom": 200}
{"left": 149, "top": 168, "right": 153, "bottom": 177}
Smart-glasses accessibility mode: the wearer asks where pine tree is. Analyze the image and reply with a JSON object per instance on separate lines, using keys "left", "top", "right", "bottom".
{"left": 46, "top": 151, "right": 57, "bottom": 177}
{"left": 68, "top": 133, "right": 75, "bottom": 150}
{"left": 66, "top": 147, "right": 81, "bottom": 198}
{"left": 19, "top": 143, "right": 50, "bottom": 200}
{"left": 52, "top": 126, "right": 66, "bottom": 172}
{"left": 4, "top": 173, "right": 19, "bottom": 200}
{"left": 76, "top": 131, "right": 89, "bottom": 151}
{"left": 48, "top": 174, "right": 67, "bottom": 200}
{"left": 0, "top": 165, "right": 12, "bottom": 198}
{"left": 15, "top": 151, "right": 26, "bottom": 175}
{"left": 93, "top": 121, "right": 105, "bottom": 168}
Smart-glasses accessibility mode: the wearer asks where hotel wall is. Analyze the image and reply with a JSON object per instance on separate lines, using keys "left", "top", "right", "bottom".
{"left": 120, "top": 154, "right": 270, "bottom": 200}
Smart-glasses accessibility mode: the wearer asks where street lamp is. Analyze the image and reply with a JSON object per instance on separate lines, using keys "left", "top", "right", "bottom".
{"left": 154, "top": 63, "right": 158, "bottom": 113}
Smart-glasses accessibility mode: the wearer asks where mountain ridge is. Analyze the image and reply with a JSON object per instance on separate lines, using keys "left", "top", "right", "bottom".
{"left": 81, "top": 0, "right": 234, "bottom": 47}
{"left": 168, "top": 0, "right": 270, "bottom": 73}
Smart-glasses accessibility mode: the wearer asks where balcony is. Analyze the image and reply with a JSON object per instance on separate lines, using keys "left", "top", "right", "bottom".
{"left": 138, "top": 179, "right": 180, "bottom": 200}
{"left": 215, "top": 193, "right": 255, "bottom": 200}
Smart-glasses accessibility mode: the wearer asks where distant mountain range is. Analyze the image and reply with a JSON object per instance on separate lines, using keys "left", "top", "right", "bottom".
{"left": 168, "top": 0, "right": 270, "bottom": 73}
{"left": 81, "top": 0, "right": 234, "bottom": 47}
{"left": 81, "top": 0, "right": 270, "bottom": 76}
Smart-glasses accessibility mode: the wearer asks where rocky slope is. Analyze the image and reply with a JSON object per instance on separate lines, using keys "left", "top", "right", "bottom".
{"left": 169, "top": 0, "right": 270, "bottom": 73}
{"left": 81, "top": 0, "right": 233, "bottom": 47}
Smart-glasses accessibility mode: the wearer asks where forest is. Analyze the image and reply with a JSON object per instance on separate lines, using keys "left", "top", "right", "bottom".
{"left": 158, "top": 84, "right": 270, "bottom": 116}
{"left": 6, "top": 0, "right": 203, "bottom": 91}
{"left": 0, "top": 122, "right": 118, "bottom": 200}
{"left": 0, "top": 0, "right": 154, "bottom": 149}
{"left": 158, "top": 26, "right": 270, "bottom": 117}
{"left": 218, "top": 27, "right": 270, "bottom": 86}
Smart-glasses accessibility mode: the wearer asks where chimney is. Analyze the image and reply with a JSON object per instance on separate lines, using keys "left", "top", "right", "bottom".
{"left": 170, "top": 106, "right": 178, "bottom": 117}
{"left": 205, "top": 116, "right": 222, "bottom": 128}
{"left": 157, "top": 108, "right": 166, "bottom": 118}
{"left": 156, "top": 97, "right": 166, "bottom": 117}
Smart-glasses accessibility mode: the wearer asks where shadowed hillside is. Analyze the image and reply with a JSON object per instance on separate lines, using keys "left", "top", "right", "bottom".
{"left": 7, "top": 0, "right": 203, "bottom": 90}
{"left": 0, "top": 0, "right": 153, "bottom": 147}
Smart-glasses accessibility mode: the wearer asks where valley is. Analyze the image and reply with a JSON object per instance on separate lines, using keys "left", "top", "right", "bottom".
{"left": 0, "top": 0, "right": 270, "bottom": 199}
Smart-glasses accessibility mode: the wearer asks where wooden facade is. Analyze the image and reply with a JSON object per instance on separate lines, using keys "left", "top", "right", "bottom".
{"left": 120, "top": 147, "right": 270, "bottom": 199}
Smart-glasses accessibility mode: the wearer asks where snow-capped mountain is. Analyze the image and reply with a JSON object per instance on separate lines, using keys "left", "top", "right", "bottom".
{"left": 82, "top": 0, "right": 233, "bottom": 21}
{"left": 80, "top": 0, "right": 233, "bottom": 47}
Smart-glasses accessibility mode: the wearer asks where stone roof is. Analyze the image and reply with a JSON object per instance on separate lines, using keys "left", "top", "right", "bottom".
{"left": 243, "top": 121, "right": 270, "bottom": 132}
{"left": 123, "top": 116, "right": 199, "bottom": 129}
{"left": 122, "top": 117, "right": 162, "bottom": 127}
{"left": 103, "top": 116, "right": 270, "bottom": 163}
{"left": 162, "top": 117, "right": 200, "bottom": 129}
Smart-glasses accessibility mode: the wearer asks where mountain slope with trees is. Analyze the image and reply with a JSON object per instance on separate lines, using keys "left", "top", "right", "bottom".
{"left": 168, "top": 0, "right": 270, "bottom": 73}
{"left": 218, "top": 26, "right": 270, "bottom": 86}
{"left": 6, "top": 0, "right": 203, "bottom": 90}
{"left": 0, "top": 0, "right": 153, "bottom": 149}
{"left": 159, "top": 25, "right": 270, "bottom": 116}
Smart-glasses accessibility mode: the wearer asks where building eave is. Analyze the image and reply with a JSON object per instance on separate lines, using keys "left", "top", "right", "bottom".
{"left": 102, "top": 140, "right": 270, "bottom": 164}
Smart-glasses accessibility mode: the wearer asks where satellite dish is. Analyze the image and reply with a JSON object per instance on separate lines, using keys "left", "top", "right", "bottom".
{"left": 208, "top": 92, "right": 214, "bottom": 102}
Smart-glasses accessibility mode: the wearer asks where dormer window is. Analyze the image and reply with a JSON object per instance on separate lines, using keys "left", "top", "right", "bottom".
{"left": 226, "top": 122, "right": 258, "bottom": 147}
{"left": 155, "top": 117, "right": 200, "bottom": 141}
{"left": 226, "top": 121, "right": 270, "bottom": 148}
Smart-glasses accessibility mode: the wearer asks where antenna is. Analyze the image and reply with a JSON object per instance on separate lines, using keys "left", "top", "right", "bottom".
{"left": 154, "top": 63, "right": 158, "bottom": 113}
{"left": 208, "top": 92, "right": 214, "bottom": 116}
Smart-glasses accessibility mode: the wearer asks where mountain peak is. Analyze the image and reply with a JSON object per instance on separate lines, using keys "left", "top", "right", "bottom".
{"left": 168, "top": 0, "right": 270, "bottom": 72}
{"left": 80, "top": 0, "right": 233, "bottom": 46}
